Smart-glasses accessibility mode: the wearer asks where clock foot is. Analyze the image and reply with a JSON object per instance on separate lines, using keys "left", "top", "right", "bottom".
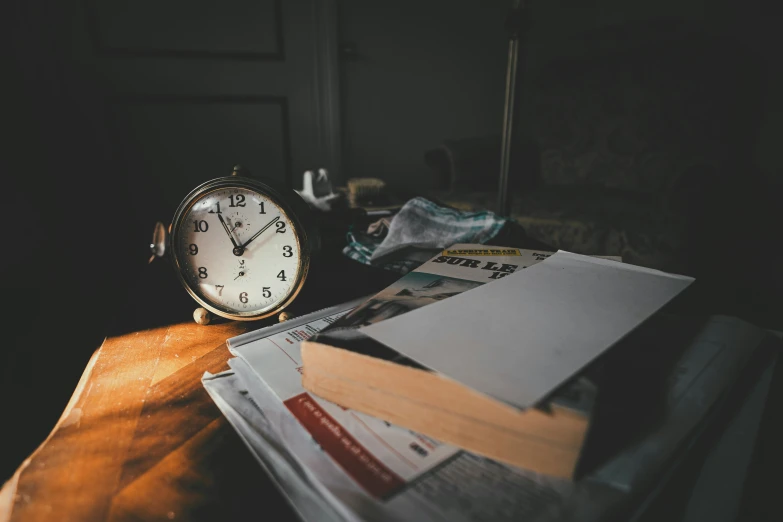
{"left": 278, "top": 311, "right": 292, "bottom": 323}
{"left": 193, "top": 307, "right": 212, "bottom": 326}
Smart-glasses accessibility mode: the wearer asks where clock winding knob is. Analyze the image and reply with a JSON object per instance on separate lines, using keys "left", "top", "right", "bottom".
{"left": 231, "top": 164, "right": 250, "bottom": 177}
{"left": 149, "top": 221, "right": 168, "bottom": 262}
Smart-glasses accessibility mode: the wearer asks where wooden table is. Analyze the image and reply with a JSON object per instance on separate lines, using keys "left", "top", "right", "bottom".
{"left": 0, "top": 249, "right": 399, "bottom": 522}
{"left": 1, "top": 319, "right": 264, "bottom": 521}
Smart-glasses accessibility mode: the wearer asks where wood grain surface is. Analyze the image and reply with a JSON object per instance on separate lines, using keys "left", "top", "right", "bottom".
{"left": 0, "top": 246, "right": 401, "bottom": 522}
{"left": 0, "top": 318, "right": 300, "bottom": 521}
{"left": 0, "top": 255, "right": 309, "bottom": 522}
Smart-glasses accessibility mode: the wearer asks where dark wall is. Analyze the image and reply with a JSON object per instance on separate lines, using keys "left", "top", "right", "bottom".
{"left": 2, "top": 1, "right": 141, "bottom": 480}
{"left": 338, "top": 0, "right": 780, "bottom": 194}
{"left": 338, "top": 0, "right": 512, "bottom": 191}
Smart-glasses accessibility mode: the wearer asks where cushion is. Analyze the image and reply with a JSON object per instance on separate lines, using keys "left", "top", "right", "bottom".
{"left": 431, "top": 188, "right": 688, "bottom": 272}
{"left": 510, "top": 186, "right": 688, "bottom": 271}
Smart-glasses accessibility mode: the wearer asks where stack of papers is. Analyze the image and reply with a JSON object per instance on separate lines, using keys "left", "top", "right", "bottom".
{"left": 202, "top": 250, "right": 778, "bottom": 522}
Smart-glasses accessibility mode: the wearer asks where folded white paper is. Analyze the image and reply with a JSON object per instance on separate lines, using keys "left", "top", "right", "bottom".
{"left": 361, "top": 251, "right": 694, "bottom": 409}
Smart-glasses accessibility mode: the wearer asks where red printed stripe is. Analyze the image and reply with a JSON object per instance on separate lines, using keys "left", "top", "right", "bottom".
{"left": 284, "top": 392, "right": 406, "bottom": 498}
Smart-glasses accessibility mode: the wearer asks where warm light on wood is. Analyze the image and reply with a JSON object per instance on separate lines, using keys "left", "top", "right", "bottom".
{"left": 0, "top": 320, "right": 255, "bottom": 521}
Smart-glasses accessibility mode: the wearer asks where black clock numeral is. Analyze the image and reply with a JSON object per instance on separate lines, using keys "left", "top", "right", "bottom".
{"left": 229, "top": 194, "right": 246, "bottom": 207}
{"left": 239, "top": 292, "right": 249, "bottom": 304}
{"left": 283, "top": 245, "right": 293, "bottom": 257}
{"left": 208, "top": 202, "right": 222, "bottom": 214}
{"left": 198, "top": 267, "right": 208, "bottom": 279}
{"left": 276, "top": 221, "right": 286, "bottom": 234}
{"left": 189, "top": 244, "right": 198, "bottom": 255}
{"left": 193, "top": 220, "right": 208, "bottom": 232}
{"left": 262, "top": 287, "right": 271, "bottom": 298}
{"left": 277, "top": 270, "right": 287, "bottom": 281}
{"left": 216, "top": 285, "right": 224, "bottom": 296}
{"left": 259, "top": 201, "right": 266, "bottom": 214}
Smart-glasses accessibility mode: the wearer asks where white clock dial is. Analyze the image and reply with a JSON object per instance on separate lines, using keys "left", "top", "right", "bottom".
{"left": 175, "top": 187, "right": 303, "bottom": 317}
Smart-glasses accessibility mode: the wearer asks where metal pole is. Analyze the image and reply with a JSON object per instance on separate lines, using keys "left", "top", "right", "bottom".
{"left": 497, "top": 0, "right": 525, "bottom": 217}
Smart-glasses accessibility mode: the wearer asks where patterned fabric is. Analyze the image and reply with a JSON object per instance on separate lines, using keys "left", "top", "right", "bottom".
{"left": 343, "top": 229, "right": 381, "bottom": 265}
{"left": 342, "top": 197, "right": 508, "bottom": 274}
{"left": 510, "top": 187, "right": 688, "bottom": 273}
{"left": 343, "top": 228, "right": 416, "bottom": 274}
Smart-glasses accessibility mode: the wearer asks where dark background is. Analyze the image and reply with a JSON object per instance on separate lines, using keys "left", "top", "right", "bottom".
{"left": 1, "top": 0, "right": 781, "bottom": 505}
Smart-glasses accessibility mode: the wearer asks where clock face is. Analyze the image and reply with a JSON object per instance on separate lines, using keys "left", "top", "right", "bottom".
{"left": 173, "top": 185, "right": 304, "bottom": 319}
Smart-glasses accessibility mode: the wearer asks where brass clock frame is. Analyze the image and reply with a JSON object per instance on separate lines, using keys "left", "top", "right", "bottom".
{"left": 170, "top": 176, "right": 313, "bottom": 321}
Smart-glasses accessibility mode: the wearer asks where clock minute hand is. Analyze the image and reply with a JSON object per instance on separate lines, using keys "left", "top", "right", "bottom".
{"left": 241, "top": 216, "right": 280, "bottom": 249}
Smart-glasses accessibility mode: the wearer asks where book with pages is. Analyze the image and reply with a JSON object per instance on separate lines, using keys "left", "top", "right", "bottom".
{"left": 300, "top": 245, "right": 622, "bottom": 478}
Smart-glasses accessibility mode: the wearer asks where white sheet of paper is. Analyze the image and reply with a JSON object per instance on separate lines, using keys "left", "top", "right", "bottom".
{"left": 360, "top": 251, "right": 694, "bottom": 409}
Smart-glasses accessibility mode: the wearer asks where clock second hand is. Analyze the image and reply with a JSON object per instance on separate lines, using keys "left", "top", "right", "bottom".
{"left": 218, "top": 214, "right": 245, "bottom": 256}
{"left": 241, "top": 216, "right": 280, "bottom": 249}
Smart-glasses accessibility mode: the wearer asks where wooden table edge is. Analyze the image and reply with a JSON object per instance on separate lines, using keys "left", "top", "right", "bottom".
{"left": 0, "top": 341, "right": 104, "bottom": 522}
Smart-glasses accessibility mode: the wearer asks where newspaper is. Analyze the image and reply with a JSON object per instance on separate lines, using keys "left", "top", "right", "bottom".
{"left": 202, "top": 246, "right": 779, "bottom": 521}
{"left": 327, "top": 245, "right": 599, "bottom": 328}
{"left": 206, "top": 305, "right": 620, "bottom": 522}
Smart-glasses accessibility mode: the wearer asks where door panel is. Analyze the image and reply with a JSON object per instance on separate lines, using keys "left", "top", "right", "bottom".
{"left": 87, "top": 0, "right": 339, "bottom": 227}
{"left": 92, "top": 0, "right": 282, "bottom": 58}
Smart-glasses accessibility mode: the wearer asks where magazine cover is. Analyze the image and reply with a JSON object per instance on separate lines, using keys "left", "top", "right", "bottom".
{"left": 330, "top": 244, "right": 555, "bottom": 328}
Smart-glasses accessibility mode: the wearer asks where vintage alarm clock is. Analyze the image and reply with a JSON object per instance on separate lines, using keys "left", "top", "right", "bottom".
{"left": 159, "top": 166, "right": 319, "bottom": 323}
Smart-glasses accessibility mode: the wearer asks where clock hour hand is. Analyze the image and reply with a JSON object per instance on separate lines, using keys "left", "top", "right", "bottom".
{"left": 217, "top": 214, "right": 244, "bottom": 256}
{"left": 241, "top": 216, "right": 280, "bottom": 249}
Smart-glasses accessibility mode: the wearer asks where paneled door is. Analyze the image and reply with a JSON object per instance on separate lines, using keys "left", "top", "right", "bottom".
{"left": 86, "top": 0, "right": 341, "bottom": 228}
